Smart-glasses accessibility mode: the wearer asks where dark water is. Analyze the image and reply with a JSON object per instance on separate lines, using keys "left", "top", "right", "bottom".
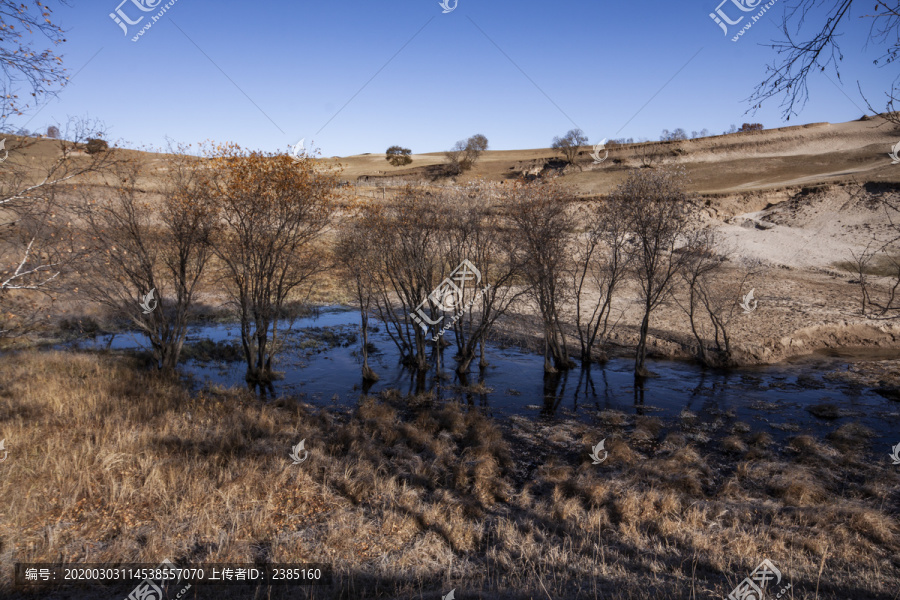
{"left": 65, "top": 306, "right": 900, "bottom": 446}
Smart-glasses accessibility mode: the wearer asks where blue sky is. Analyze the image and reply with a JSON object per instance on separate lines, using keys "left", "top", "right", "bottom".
{"left": 7, "top": 0, "right": 894, "bottom": 156}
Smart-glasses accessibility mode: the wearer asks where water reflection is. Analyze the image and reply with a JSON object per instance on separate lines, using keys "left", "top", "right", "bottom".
{"left": 572, "top": 367, "right": 597, "bottom": 412}
{"left": 248, "top": 380, "right": 277, "bottom": 400}
{"left": 540, "top": 371, "right": 563, "bottom": 418}
{"left": 633, "top": 378, "right": 646, "bottom": 416}
{"left": 361, "top": 376, "right": 377, "bottom": 396}
{"left": 62, "top": 307, "right": 900, "bottom": 445}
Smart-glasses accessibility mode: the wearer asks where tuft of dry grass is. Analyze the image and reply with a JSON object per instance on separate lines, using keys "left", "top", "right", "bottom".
{"left": 722, "top": 435, "right": 749, "bottom": 455}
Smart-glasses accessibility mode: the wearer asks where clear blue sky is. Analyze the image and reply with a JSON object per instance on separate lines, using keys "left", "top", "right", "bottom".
{"left": 7, "top": 0, "right": 893, "bottom": 156}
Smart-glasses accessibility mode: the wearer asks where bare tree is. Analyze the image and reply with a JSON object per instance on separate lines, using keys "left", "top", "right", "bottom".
{"left": 355, "top": 183, "right": 519, "bottom": 378}
{"left": 749, "top": 0, "right": 900, "bottom": 124}
{"left": 679, "top": 229, "right": 727, "bottom": 366}
{"left": 660, "top": 128, "right": 688, "bottom": 142}
{"left": 846, "top": 184, "right": 900, "bottom": 318}
{"left": 0, "top": 118, "right": 114, "bottom": 337}
{"left": 443, "top": 182, "right": 524, "bottom": 375}
{"left": 365, "top": 185, "right": 447, "bottom": 372}
{"left": 634, "top": 142, "right": 662, "bottom": 168}
{"left": 551, "top": 128, "right": 588, "bottom": 166}
{"left": 0, "top": 0, "right": 69, "bottom": 119}
{"left": 77, "top": 145, "right": 216, "bottom": 371}
{"left": 611, "top": 168, "right": 695, "bottom": 377}
{"left": 444, "top": 140, "right": 467, "bottom": 176}
{"left": 508, "top": 182, "right": 575, "bottom": 373}
{"left": 677, "top": 229, "right": 761, "bottom": 367}
{"left": 464, "top": 134, "right": 489, "bottom": 166}
{"left": 444, "top": 134, "right": 489, "bottom": 175}
{"left": 336, "top": 204, "right": 380, "bottom": 382}
{"left": 848, "top": 243, "right": 879, "bottom": 316}
{"left": 209, "top": 145, "right": 337, "bottom": 383}
{"left": 569, "top": 199, "right": 631, "bottom": 365}
{"left": 867, "top": 252, "right": 900, "bottom": 316}
{"left": 0, "top": 4, "right": 99, "bottom": 337}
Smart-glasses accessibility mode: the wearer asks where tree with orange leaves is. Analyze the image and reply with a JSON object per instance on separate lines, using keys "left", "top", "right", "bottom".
{"left": 207, "top": 144, "right": 339, "bottom": 385}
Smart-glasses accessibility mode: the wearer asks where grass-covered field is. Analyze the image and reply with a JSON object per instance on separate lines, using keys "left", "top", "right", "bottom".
{"left": 1, "top": 351, "right": 898, "bottom": 599}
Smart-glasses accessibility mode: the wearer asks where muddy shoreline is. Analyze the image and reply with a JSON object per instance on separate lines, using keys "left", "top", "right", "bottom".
{"left": 489, "top": 307, "right": 900, "bottom": 382}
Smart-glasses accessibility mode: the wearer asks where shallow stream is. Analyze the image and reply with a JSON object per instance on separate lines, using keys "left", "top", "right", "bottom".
{"left": 65, "top": 307, "right": 900, "bottom": 446}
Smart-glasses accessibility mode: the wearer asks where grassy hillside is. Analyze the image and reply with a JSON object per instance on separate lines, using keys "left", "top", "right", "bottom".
{"left": 329, "top": 116, "right": 900, "bottom": 196}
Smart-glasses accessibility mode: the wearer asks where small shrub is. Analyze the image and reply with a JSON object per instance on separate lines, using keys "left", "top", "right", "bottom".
{"left": 444, "top": 134, "right": 489, "bottom": 175}
{"left": 660, "top": 128, "right": 688, "bottom": 141}
{"left": 551, "top": 128, "right": 588, "bottom": 164}
{"left": 385, "top": 145, "right": 413, "bottom": 167}
{"left": 85, "top": 138, "right": 109, "bottom": 154}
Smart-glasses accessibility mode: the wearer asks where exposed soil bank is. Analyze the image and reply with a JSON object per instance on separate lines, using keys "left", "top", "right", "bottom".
{"left": 497, "top": 303, "right": 900, "bottom": 369}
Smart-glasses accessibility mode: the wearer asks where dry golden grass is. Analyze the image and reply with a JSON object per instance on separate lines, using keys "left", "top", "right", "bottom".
{"left": 0, "top": 351, "right": 898, "bottom": 599}
{"left": 328, "top": 115, "right": 900, "bottom": 200}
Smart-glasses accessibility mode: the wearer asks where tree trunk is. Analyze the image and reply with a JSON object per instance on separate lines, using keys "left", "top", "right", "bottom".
{"left": 580, "top": 343, "right": 592, "bottom": 365}
{"left": 456, "top": 347, "right": 475, "bottom": 376}
{"left": 360, "top": 313, "right": 378, "bottom": 382}
{"left": 686, "top": 287, "right": 711, "bottom": 367}
{"left": 244, "top": 317, "right": 273, "bottom": 383}
{"left": 548, "top": 324, "right": 573, "bottom": 372}
{"left": 255, "top": 322, "right": 267, "bottom": 379}
{"left": 543, "top": 333, "right": 557, "bottom": 374}
{"left": 240, "top": 330, "right": 253, "bottom": 380}
{"left": 161, "top": 344, "right": 179, "bottom": 372}
{"left": 414, "top": 330, "right": 429, "bottom": 372}
{"left": 635, "top": 310, "right": 651, "bottom": 377}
